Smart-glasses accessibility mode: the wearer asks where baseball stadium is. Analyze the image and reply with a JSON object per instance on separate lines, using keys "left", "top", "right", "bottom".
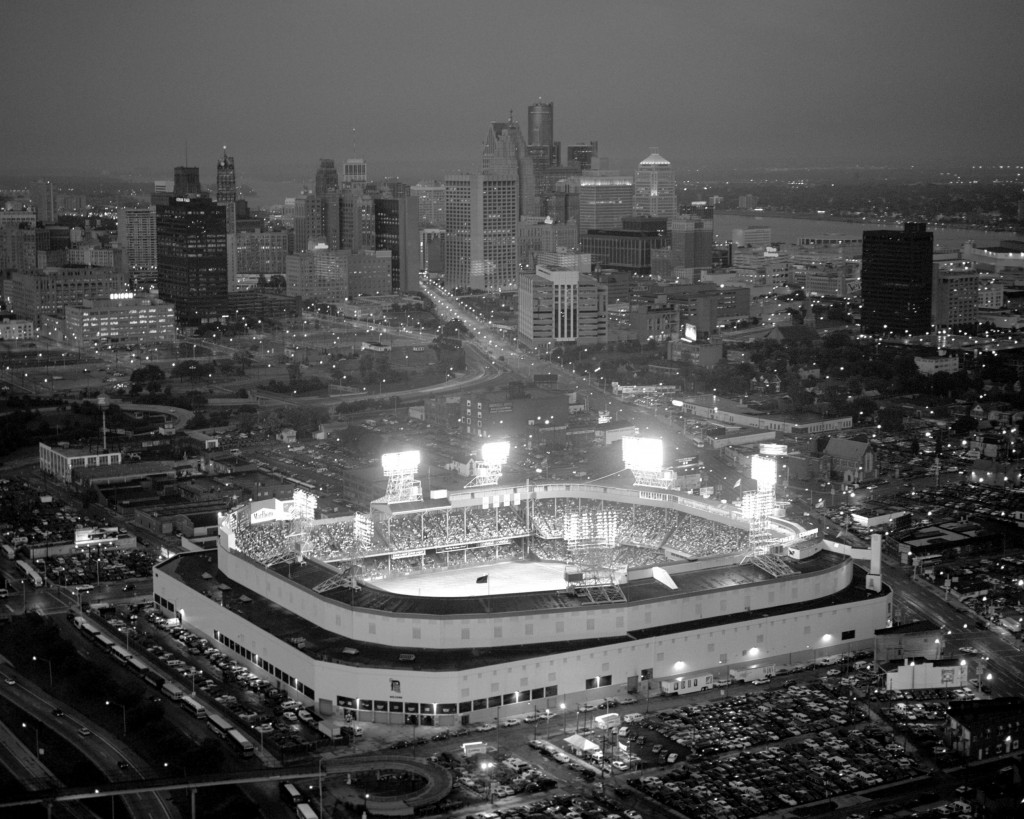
{"left": 153, "top": 441, "right": 893, "bottom": 726}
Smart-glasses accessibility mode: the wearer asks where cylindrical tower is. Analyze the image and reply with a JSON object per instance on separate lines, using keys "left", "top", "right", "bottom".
{"left": 527, "top": 101, "right": 554, "bottom": 149}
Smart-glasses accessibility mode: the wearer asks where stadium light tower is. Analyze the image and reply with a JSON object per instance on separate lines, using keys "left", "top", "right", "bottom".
{"left": 622, "top": 436, "right": 676, "bottom": 489}
{"left": 740, "top": 443, "right": 794, "bottom": 578}
{"left": 377, "top": 450, "right": 423, "bottom": 504}
{"left": 466, "top": 440, "right": 510, "bottom": 488}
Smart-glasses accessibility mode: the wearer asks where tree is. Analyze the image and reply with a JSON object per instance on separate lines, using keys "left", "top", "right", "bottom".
{"left": 130, "top": 364, "right": 166, "bottom": 394}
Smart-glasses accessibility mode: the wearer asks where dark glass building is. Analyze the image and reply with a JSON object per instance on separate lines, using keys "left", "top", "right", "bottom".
{"left": 860, "top": 222, "right": 934, "bottom": 336}
{"left": 156, "top": 194, "right": 228, "bottom": 324}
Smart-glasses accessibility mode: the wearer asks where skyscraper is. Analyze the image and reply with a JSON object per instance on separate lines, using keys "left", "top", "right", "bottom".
{"left": 633, "top": 150, "right": 677, "bottom": 217}
{"left": 444, "top": 174, "right": 518, "bottom": 292}
{"left": 343, "top": 159, "right": 367, "bottom": 186}
{"left": 216, "top": 149, "right": 236, "bottom": 206}
{"left": 117, "top": 206, "right": 158, "bottom": 289}
{"left": 527, "top": 100, "right": 559, "bottom": 166}
{"left": 860, "top": 222, "right": 934, "bottom": 336}
{"left": 411, "top": 180, "right": 446, "bottom": 227}
{"left": 578, "top": 165, "right": 633, "bottom": 230}
{"left": 483, "top": 114, "right": 539, "bottom": 218}
{"left": 173, "top": 166, "right": 202, "bottom": 197}
{"left": 374, "top": 197, "right": 420, "bottom": 292}
{"left": 567, "top": 142, "right": 598, "bottom": 172}
{"left": 156, "top": 185, "right": 228, "bottom": 324}
{"left": 315, "top": 159, "right": 339, "bottom": 196}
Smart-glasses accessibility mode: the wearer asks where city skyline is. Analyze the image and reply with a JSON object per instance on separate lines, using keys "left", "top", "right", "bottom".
{"left": 2, "top": 0, "right": 1023, "bottom": 196}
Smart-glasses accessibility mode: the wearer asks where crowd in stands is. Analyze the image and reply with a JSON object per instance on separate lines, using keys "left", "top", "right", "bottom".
{"left": 664, "top": 515, "right": 748, "bottom": 558}
{"left": 230, "top": 496, "right": 747, "bottom": 577}
{"left": 384, "top": 507, "right": 528, "bottom": 552}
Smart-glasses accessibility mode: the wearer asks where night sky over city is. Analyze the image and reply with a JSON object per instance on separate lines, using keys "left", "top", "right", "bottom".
{"left": 3, "top": 0, "right": 1024, "bottom": 186}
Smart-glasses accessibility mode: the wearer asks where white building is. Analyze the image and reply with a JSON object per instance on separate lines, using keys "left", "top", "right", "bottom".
{"left": 517, "top": 264, "right": 607, "bottom": 348}
{"left": 39, "top": 442, "right": 122, "bottom": 483}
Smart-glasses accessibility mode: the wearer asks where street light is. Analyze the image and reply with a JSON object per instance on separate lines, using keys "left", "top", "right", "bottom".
{"left": 560, "top": 702, "right": 566, "bottom": 735}
{"left": 480, "top": 760, "right": 495, "bottom": 804}
{"left": 318, "top": 756, "right": 326, "bottom": 819}
{"left": 22, "top": 722, "right": 40, "bottom": 758}
{"left": 106, "top": 700, "right": 127, "bottom": 735}
{"left": 33, "top": 655, "right": 53, "bottom": 689}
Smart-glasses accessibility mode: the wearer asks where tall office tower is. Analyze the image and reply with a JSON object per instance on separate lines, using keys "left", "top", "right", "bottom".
{"left": 293, "top": 193, "right": 314, "bottom": 251}
{"left": 633, "top": 150, "right": 677, "bottom": 217}
{"left": 117, "top": 206, "right": 158, "bottom": 289}
{"left": 30, "top": 182, "right": 56, "bottom": 224}
{"left": 343, "top": 159, "right": 367, "bottom": 186}
{"left": 374, "top": 197, "right": 420, "bottom": 292}
{"left": 411, "top": 180, "right": 446, "bottom": 227}
{"left": 860, "top": 222, "right": 934, "bottom": 336}
{"left": 567, "top": 142, "right": 597, "bottom": 172}
{"left": 0, "top": 206, "right": 38, "bottom": 273}
{"left": 672, "top": 216, "right": 713, "bottom": 273}
{"left": 444, "top": 173, "right": 518, "bottom": 292}
{"left": 216, "top": 148, "right": 237, "bottom": 231}
{"left": 156, "top": 187, "right": 228, "bottom": 324}
{"left": 483, "top": 115, "right": 540, "bottom": 218}
{"left": 315, "top": 159, "right": 339, "bottom": 196}
{"left": 527, "top": 100, "right": 559, "bottom": 167}
{"left": 173, "top": 166, "right": 202, "bottom": 196}
{"left": 578, "top": 165, "right": 633, "bottom": 230}
{"left": 517, "top": 264, "right": 608, "bottom": 348}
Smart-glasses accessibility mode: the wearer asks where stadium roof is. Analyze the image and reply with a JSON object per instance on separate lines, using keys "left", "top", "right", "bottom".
{"left": 158, "top": 548, "right": 884, "bottom": 672}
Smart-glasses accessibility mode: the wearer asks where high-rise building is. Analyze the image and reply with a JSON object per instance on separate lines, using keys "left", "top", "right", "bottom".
{"left": 411, "top": 180, "right": 446, "bottom": 228}
{"left": 933, "top": 263, "right": 979, "bottom": 331}
{"left": 567, "top": 142, "right": 598, "bottom": 172}
{"left": 343, "top": 159, "right": 367, "bottom": 186}
{"left": 117, "top": 207, "right": 158, "bottom": 289}
{"left": 444, "top": 174, "right": 518, "bottom": 292}
{"left": 173, "top": 166, "right": 202, "bottom": 197}
{"left": 315, "top": 159, "right": 340, "bottom": 196}
{"left": 9, "top": 265, "right": 131, "bottom": 322}
{"left": 633, "top": 150, "right": 677, "bottom": 217}
{"left": 0, "top": 205, "right": 38, "bottom": 274}
{"left": 517, "top": 264, "right": 607, "bottom": 348}
{"left": 483, "top": 115, "right": 539, "bottom": 218}
{"left": 578, "top": 166, "right": 633, "bottom": 230}
{"left": 517, "top": 216, "right": 579, "bottom": 269}
{"left": 527, "top": 102, "right": 554, "bottom": 155}
{"left": 579, "top": 217, "right": 668, "bottom": 276}
{"left": 216, "top": 148, "right": 237, "bottom": 236}
{"left": 860, "top": 223, "right": 934, "bottom": 336}
{"left": 373, "top": 197, "right": 420, "bottom": 292}
{"left": 156, "top": 189, "right": 228, "bottom": 324}
{"left": 651, "top": 216, "right": 714, "bottom": 281}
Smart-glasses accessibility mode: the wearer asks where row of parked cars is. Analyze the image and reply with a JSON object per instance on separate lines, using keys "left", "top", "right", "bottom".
{"left": 631, "top": 721, "right": 922, "bottom": 819}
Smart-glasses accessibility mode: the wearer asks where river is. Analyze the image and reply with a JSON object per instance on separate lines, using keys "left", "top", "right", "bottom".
{"left": 712, "top": 212, "right": 1019, "bottom": 252}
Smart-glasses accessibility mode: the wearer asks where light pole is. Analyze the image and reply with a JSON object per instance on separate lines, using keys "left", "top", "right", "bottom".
{"left": 545, "top": 708, "right": 551, "bottom": 741}
{"left": 318, "top": 756, "right": 326, "bottom": 819}
{"left": 480, "top": 761, "right": 494, "bottom": 804}
{"left": 560, "top": 703, "right": 566, "bottom": 735}
{"left": 106, "top": 700, "right": 127, "bottom": 736}
{"left": 22, "top": 722, "right": 39, "bottom": 758}
{"left": 32, "top": 655, "right": 52, "bottom": 689}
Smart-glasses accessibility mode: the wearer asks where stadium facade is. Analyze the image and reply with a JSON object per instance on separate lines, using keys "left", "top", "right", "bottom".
{"left": 153, "top": 484, "right": 892, "bottom": 726}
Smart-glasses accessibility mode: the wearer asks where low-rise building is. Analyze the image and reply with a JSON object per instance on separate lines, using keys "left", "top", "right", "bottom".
{"left": 39, "top": 442, "right": 122, "bottom": 483}
{"left": 945, "top": 698, "right": 1024, "bottom": 761}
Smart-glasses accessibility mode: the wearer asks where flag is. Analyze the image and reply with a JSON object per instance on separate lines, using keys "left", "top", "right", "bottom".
{"left": 476, "top": 575, "right": 489, "bottom": 584}
{"left": 733, "top": 478, "right": 742, "bottom": 488}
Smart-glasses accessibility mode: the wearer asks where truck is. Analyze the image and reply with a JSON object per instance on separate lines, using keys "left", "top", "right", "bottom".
{"left": 729, "top": 665, "right": 776, "bottom": 684}
{"left": 661, "top": 673, "right": 714, "bottom": 696}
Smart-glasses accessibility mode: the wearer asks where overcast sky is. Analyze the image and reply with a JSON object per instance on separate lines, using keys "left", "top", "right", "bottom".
{"left": 3, "top": 0, "right": 1023, "bottom": 196}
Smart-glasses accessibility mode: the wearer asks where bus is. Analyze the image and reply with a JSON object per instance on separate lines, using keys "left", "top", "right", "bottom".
{"left": 279, "top": 782, "right": 303, "bottom": 806}
{"left": 226, "top": 728, "right": 254, "bottom": 757}
{"left": 1, "top": 542, "right": 16, "bottom": 560}
{"left": 95, "top": 633, "right": 116, "bottom": 651}
{"left": 143, "top": 671, "right": 165, "bottom": 690}
{"left": 15, "top": 560, "right": 42, "bottom": 587}
{"left": 181, "top": 695, "right": 207, "bottom": 720}
{"left": 78, "top": 621, "right": 101, "bottom": 641}
{"left": 208, "top": 712, "right": 232, "bottom": 738}
{"left": 295, "top": 804, "right": 317, "bottom": 819}
{"left": 127, "top": 658, "right": 148, "bottom": 676}
{"left": 110, "top": 646, "right": 133, "bottom": 665}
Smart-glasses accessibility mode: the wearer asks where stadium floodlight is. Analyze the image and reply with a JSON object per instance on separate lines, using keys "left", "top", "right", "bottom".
{"left": 623, "top": 436, "right": 674, "bottom": 489}
{"left": 759, "top": 443, "right": 788, "bottom": 457}
{"left": 480, "top": 440, "right": 511, "bottom": 466}
{"left": 750, "top": 454, "right": 777, "bottom": 489}
{"left": 466, "top": 440, "right": 511, "bottom": 488}
{"left": 622, "top": 436, "right": 663, "bottom": 471}
{"left": 381, "top": 450, "right": 421, "bottom": 475}
{"left": 377, "top": 450, "right": 423, "bottom": 505}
